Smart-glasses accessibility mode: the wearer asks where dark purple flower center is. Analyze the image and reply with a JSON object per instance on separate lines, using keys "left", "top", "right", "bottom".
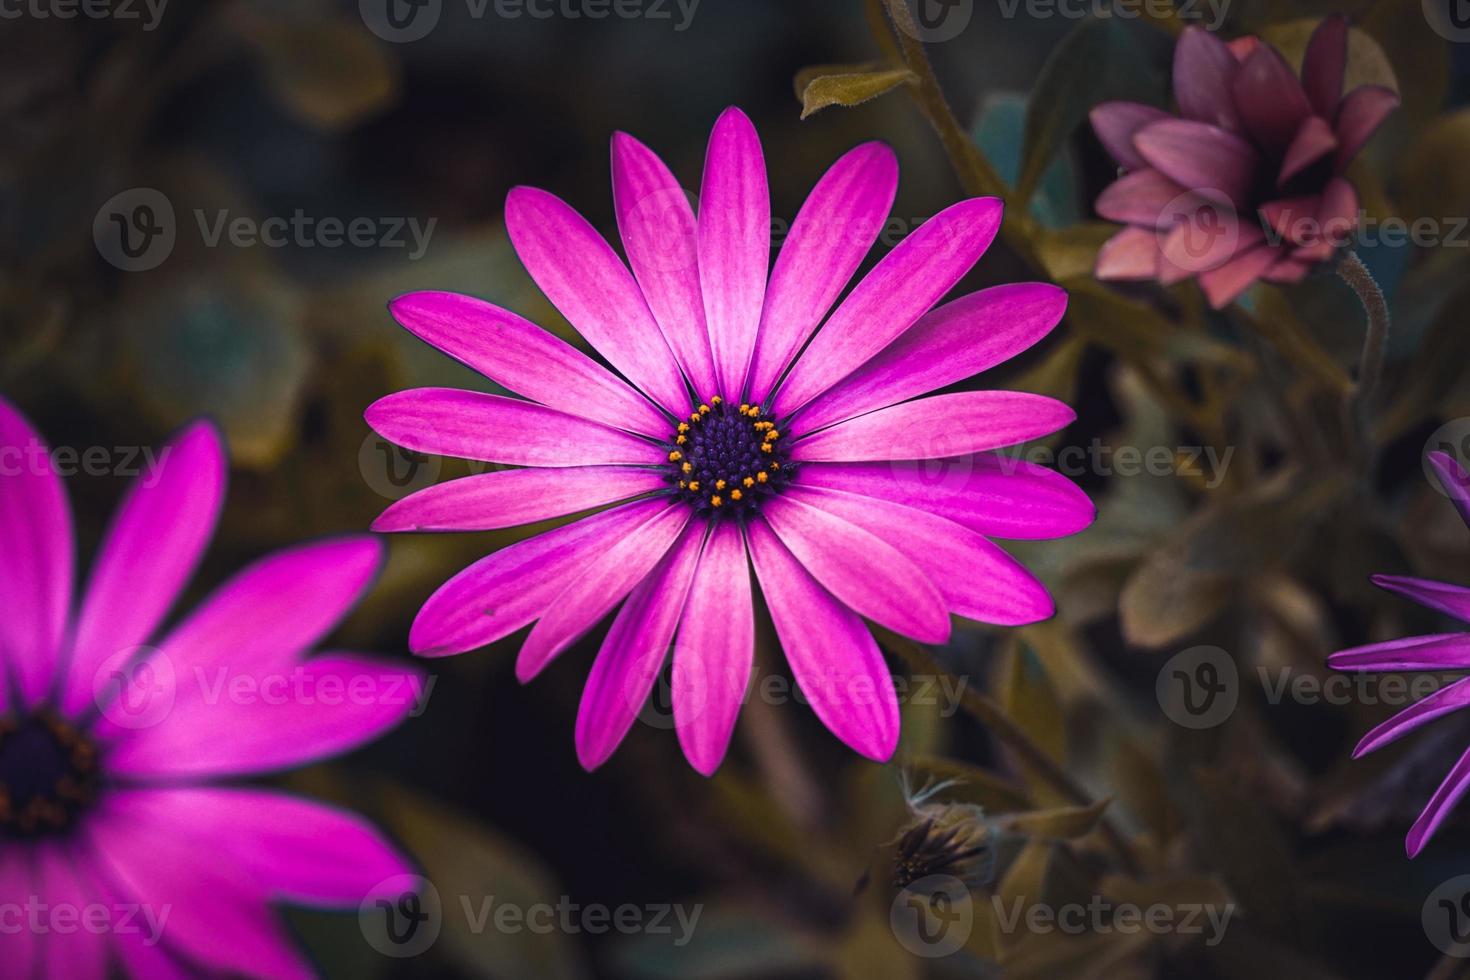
{"left": 666, "top": 396, "right": 791, "bottom": 515}
{"left": 0, "top": 711, "right": 100, "bottom": 838}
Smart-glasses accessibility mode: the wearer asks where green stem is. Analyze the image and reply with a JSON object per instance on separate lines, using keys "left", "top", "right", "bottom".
{"left": 1340, "top": 251, "right": 1390, "bottom": 410}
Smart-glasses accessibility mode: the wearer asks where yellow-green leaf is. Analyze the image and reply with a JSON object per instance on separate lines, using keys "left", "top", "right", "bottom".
{"left": 797, "top": 68, "right": 915, "bottom": 120}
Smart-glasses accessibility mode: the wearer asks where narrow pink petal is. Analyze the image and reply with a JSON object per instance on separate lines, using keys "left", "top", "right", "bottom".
{"left": 787, "top": 486, "right": 1053, "bottom": 625}
{"left": 1374, "top": 574, "right": 1470, "bottom": 624}
{"left": 0, "top": 398, "right": 72, "bottom": 707}
{"left": 745, "top": 141, "right": 899, "bottom": 403}
{"left": 106, "top": 654, "right": 422, "bottom": 778}
{"left": 1409, "top": 742, "right": 1470, "bottom": 857}
{"left": 409, "top": 498, "right": 671, "bottom": 657}
{"left": 1302, "top": 15, "right": 1348, "bottom": 117}
{"left": 1228, "top": 36, "right": 1261, "bottom": 61}
{"left": 1095, "top": 226, "right": 1163, "bottom": 280}
{"left": 1232, "top": 46, "right": 1314, "bottom": 153}
{"left": 1160, "top": 214, "right": 1264, "bottom": 278}
{"left": 505, "top": 186, "right": 688, "bottom": 413}
{"left": 388, "top": 291, "right": 669, "bottom": 438}
{"left": 792, "top": 391, "right": 1074, "bottom": 463}
{"left": 366, "top": 388, "right": 665, "bottom": 467}
{"left": 1198, "top": 243, "right": 1279, "bottom": 309}
{"left": 610, "top": 131, "right": 719, "bottom": 398}
{"left": 744, "top": 519, "right": 898, "bottom": 761}
{"left": 772, "top": 197, "right": 1004, "bottom": 417}
{"left": 698, "top": 107, "right": 769, "bottom": 399}
{"left": 1278, "top": 115, "right": 1338, "bottom": 186}
{"left": 516, "top": 502, "right": 691, "bottom": 681}
{"left": 372, "top": 466, "right": 666, "bottom": 532}
{"left": 795, "top": 455, "right": 1094, "bottom": 540}
{"left": 759, "top": 495, "right": 950, "bottom": 643}
{"left": 1260, "top": 194, "right": 1322, "bottom": 248}
{"left": 1333, "top": 85, "right": 1398, "bottom": 170}
{"left": 1327, "top": 633, "right": 1470, "bottom": 672}
{"left": 1352, "top": 677, "right": 1470, "bottom": 758}
{"left": 674, "top": 521, "right": 753, "bottom": 775}
{"left": 0, "top": 848, "right": 39, "bottom": 975}
{"left": 1429, "top": 451, "right": 1470, "bottom": 530}
{"left": 1096, "top": 168, "right": 1191, "bottom": 227}
{"left": 1134, "top": 119, "right": 1259, "bottom": 207}
{"left": 36, "top": 845, "right": 109, "bottom": 978}
{"left": 575, "top": 522, "right": 703, "bottom": 770}
{"left": 1173, "top": 27, "right": 1244, "bottom": 131}
{"left": 1089, "top": 101, "right": 1171, "bottom": 171}
{"left": 1264, "top": 256, "right": 1313, "bottom": 283}
{"left": 1315, "top": 177, "right": 1360, "bottom": 249}
{"left": 793, "top": 283, "right": 1067, "bottom": 434}
{"left": 62, "top": 422, "right": 226, "bottom": 718}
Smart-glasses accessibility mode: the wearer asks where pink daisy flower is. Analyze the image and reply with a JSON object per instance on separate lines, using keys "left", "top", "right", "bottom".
{"left": 368, "top": 107, "right": 1089, "bottom": 775}
{"left": 1090, "top": 17, "right": 1398, "bottom": 307}
{"left": 1329, "top": 452, "right": 1470, "bottom": 857}
{"left": 0, "top": 397, "right": 420, "bottom": 977}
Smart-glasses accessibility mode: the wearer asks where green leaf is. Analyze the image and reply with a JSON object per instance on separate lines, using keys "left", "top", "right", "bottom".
{"left": 1002, "top": 798, "right": 1113, "bottom": 840}
{"left": 796, "top": 65, "right": 916, "bottom": 120}
{"left": 1000, "top": 645, "right": 1067, "bottom": 768}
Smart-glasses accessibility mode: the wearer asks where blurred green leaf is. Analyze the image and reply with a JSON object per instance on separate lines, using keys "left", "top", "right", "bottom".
{"left": 1003, "top": 798, "right": 1113, "bottom": 841}
{"left": 794, "top": 63, "right": 915, "bottom": 120}
{"left": 1000, "top": 645, "right": 1067, "bottom": 768}
{"left": 235, "top": 12, "right": 400, "bottom": 131}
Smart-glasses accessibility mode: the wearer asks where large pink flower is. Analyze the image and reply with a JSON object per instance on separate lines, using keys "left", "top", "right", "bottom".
{"left": 1329, "top": 453, "right": 1470, "bottom": 858}
{"left": 369, "top": 107, "right": 1089, "bottom": 775}
{"left": 0, "top": 398, "right": 420, "bottom": 977}
{"left": 1090, "top": 17, "right": 1398, "bottom": 307}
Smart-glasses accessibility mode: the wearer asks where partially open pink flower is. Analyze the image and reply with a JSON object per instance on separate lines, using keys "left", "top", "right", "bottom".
{"left": 1329, "top": 452, "right": 1470, "bottom": 858}
{"left": 369, "top": 107, "right": 1090, "bottom": 775}
{"left": 1090, "top": 17, "right": 1398, "bottom": 308}
{"left": 0, "top": 398, "right": 419, "bottom": 976}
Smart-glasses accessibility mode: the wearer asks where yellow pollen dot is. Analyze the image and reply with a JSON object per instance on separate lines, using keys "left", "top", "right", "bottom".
{"left": 743, "top": 477, "right": 754, "bottom": 488}
{"left": 681, "top": 462, "right": 692, "bottom": 474}
{"left": 768, "top": 430, "right": 780, "bottom": 440}
{"left": 677, "top": 480, "right": 686, "bottom": 489}
{"left": 690, "top": 413, "right": 700, "bottom": 423}
{"left": 731, "top": 489, "right": 742, "bottom": 501}
{"left": 676, "top": 435, "right": 687, "bottom": 445}
{"left": 757, "top": 472, "right": 768, "bottom": 483}
{"left": 748, "top": 406, "right": 761, "bottom": 418}
{"left": 739, "top": 404, "right": 750, "bottom": 415}
{"left": 715, "top": 479, "right": 726, "bottom": 490}
{"left": 771, "top": 461, "right": 781, "bottom": 469}
{"left": 689, "top": 481, "right": 700, "bottom": 491}
{"left": 711, "top": 395, "right": 722, "bottom": 405}
{"left": 668, "top": 450, "right": 682, "bottom": 462}
{"left": 761, "top": 444, "right": 772, "bottom": 453}
{"left": 710, "top": 495, "right": 723, "bottom": 507}
{"left": 677, "top": 422, "right": 689, "bottom": 433}
{"left": 698, "top": 403, "right": 711, "bottom": 415}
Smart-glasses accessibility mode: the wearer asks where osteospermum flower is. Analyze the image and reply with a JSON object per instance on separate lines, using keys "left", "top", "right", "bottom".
{"left": 0, "top": 398, "right": 420, "bottom": 976}
{"left": 1329, "top": 453, "right": 1470, "bottom": 857}
{"left": 368, "top": 106, "right": 1090, "bottom": 774}
{"left": 1090, "top": 17, "right": 1398, "bottom": 307}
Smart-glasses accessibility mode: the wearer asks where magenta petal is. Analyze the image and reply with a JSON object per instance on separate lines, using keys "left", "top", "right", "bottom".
{"left": 759, "top": 495, "right": 950, "bottom": 643}
{"left": 1408, "top": 742, "right": 1470, "bottom": 857}
{"left": 1173, "top": 27, "right": 1244, "bottom": 132}
{"left": 1302, "top": 15, "right": 1348, "bottom": 117}
{"left": 1089, "top": 101, "right": 1171, "bottom": 171}
{"left": 1316, "top": 177, "right": 1360, "bottom": 249}
{"left": 0, "top": 398, "right": 73, "bottom": 707}
{"left": 772, "top": 197, "right": 1004, "bottom": 417}
{"left": 698, "top": 106, "right": 769, "bottom": 398}
{"left": 1096, "top": 169, "right": 1191, "bottom": 228}
{"left": 504, "top": 186, "right": 688, "bottom": 414}
{"left": 788, "top": 486, "right": 1053, "bottom": 625}
{"left": 36, "top": 845, "right": 109, "bottom": 977}
{"left": 1160, "top": 213, "right": 1263, "bottom": 277}
{"left": 674, "top": 521, "right": 753, "bottom": 776}
{"left": 1353, "top": 677, "right": 1470, "bottom": 759}
{"left": 1429, "top": 451, "right": 1470, "bottom": 530}
{"left": 745, "top": 141, "right": 899, "bottom": 403}
{"left": 1264, "top": 256, "right": 1313, "bottom": 284}
{"left": 1278, "top": 115, "right": 1338, "bottom": 187}
{"left": 792, "top": 391, "right": 1074, "bottom": 463}
{"left": 372, "top": 466, "right": 667, "bottom": 532}
{"left": 1232, "top": 46, "right": 1314, "bottom": 152}
{"left": 1096, "top": 226, "right": 1162, "bottom": 280}
{"left": 62, "top": 421, "right": 226, "bottom": 718}
{"left": 0, "top": 848, "right": 39, "bottom": 974}
{"left": 516, "top": 502, "right": 691, "bottom": 681}
{"left": 1134, "top": 119, "right": 1258, "bottom": 207}
{"left": 1327, "top": 633, "right": 1470, "bottom": 672}
{"left": 794, "top": 283, "right": 1067, "bottom": 434}
{"left": 1333, "top": 85, "right": 1398, "bottom": 170}
{"left": 1260, "top": 194, "right": 1322, "bottom": 248}
{"left": 366, "top": 388, "right": 665, "bottom": 467}
{"left": 744, "top": 520, "right": 898, "bottom": 761}
{"left": 796, "top": 455, "right": 1094, "bottom": 540}
{"left": 1374, "top": 574, "right": 1470, "bottom": 624}
{"left": 388, "top": 291, "right": 669, "bottom": 439}
{"left": 1198, "top": 243, "right": 1278, "bottom": 309}
{"left": 409, "top": 498, "right": 670, "bottom": 657}
{"left": 610, "top": 132, "right": 720, "bottom": 399}
{"left": 576, "top": 522, "right": 703, "bottom": 770}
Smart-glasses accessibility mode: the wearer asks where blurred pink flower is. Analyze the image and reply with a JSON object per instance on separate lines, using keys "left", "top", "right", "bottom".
{"left": 1329, "top": 452, "right": 1470, "bottom": 858}
{"left": 369, "top": 106, "right": 1090, "bottom": 775}
{"left": 1090, "top": 17, "right": 1398, "bottom": 308}
{"left": 0, "top": 398, "right": 419, "bottom": 976}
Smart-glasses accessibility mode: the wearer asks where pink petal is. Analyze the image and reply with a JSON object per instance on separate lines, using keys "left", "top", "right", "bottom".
{"left": 372, "top": 465, "right": 667, "bottom": 532}
{"left": 1374, "top": 574, "right": 1470, "bottom": 624}
{"left": 674, "top": 520, "right": 753, "bottom": 775}
{"left": 388, "top": 291, "right": 669, "bottom": 439}
{"left": 365, "top": 388, "right": 665, "bottom": 467}
{"left": 1134, "top": 119, "right": 1259, "bottom": 207}
{"left": 1302, "top": 15, "right": 1348, "bottom": 117}
{"left": 1198, "top": 243, "right": 1279, "bottom": 309}
{"left": 1089, "top": 101, "right": 1171, "bottom": 171}
{"left": 505, "top": 185, "right": 688, "bottom": 414}
{"left": 793, "top": 282, "right": 1067, "bottom": 434}
{"left": 1159, "top": 211, "right": 1264, "bottom": 277}
{"left": 1278, "top": 115, "right": 1338, "bottom": 186}
{"left": 1409, "top": 742, "right": 1470, "bottom": 857}
{"left": 1096, "top": 168, "right": 1191, "bottom": 228}
{"left": 1173, "top": 27, "right": 1244, "bottom": 131}
{"left": 1232, "top": 45, "right": 1314, "bottom": 153}
{"left": 408, "top": 498, "right": 671, "bottom": 657}
{"left": 758, "top": 495, "right": 950, "bottom": 644}
{"left": 1264, "top": 256, "right": 1313, "bottom": 283}
{"left": 745, "top": 141, "right": 899, "bottom": 404}
{"left": 1095, "top": 226, "right": 1163, "bottom": 280}
{"left": 1260, "top": 194, "right": 1321, "bottom": 248}
{"left": 36, "top": 844, "right": 109, "bottom": 977}
{"left": 0, "top": 848, "right": 39, "bottom": 974}
{"left": 610, "top": 131, "right": 719, "bottom": 399}
{"left": 0, "top": 398, "right": 72, "bottom": 707}
{"left": 1327, "top": 633, "right": 1470, "bottom": 672}
{"left": 575, "top": 521, "right": 703, "bottom": 770}
{"left": 62, "top": 421, "right": 226, "bottom": 718}
{"left": 698, "top": 106, "right": 769, "bottom": 399}
{"left": 516, "top": 502, "right": 691, "bottom": 681}
{"left": 771, "top": 197, "right": 1004, "bottom": 417}
{"left": 795, "top": 455, "right": 1094, "bottom": 540}
{"left": 787, "top": 486, "right": 1054, "bottom": 625}
{"left": 1429, "top": 451, "right": 1470, "bottom": 530}
{"left": 792, "top": 391, "right": 1074, "bottom": 463}
{"left": 1333, "top": 85, "right": 1398, "bottom": 170}
{"left": 744, "top": 519, "right": 899, "bottom": 761}
{"left": 1352, "top": 676, "right": 1470, "bottom": 759}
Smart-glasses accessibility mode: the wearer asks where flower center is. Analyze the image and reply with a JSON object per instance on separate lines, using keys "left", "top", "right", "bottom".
{"left": 666, "top": 396, "right": 791, "bottom": 514}
{"left": 0, "top": 712, "right": 100, "bottom": 838}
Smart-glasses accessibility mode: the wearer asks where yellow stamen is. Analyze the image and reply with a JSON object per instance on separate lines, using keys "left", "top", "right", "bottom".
{"left": 730, "top": 489, "right": 742, "bottom": 501}
{"left": 757, "top": 472, "right": 768, "bottom": 484}
{"left": 710, "top": 495, "right": 723, "bottom": 508}
{"left": 771, "top": 461, "right": 780, "bottom": 469}
{"left": 677, "top": 480, "right": 686, "bottom": 489}
{"left": 677, "top": 422, "right": 689, "bottom": 434}
{"left": 698, "top": 403, "right": 711, "bottom": 415}
{"left": 668, "top": 450, "right": 682, "bottom": 462}
{"left": 742, "top": 477, "right": 754, "bottom": 488}
{"left": 676, "top": 435, "right": 687, "bottom": 445}
{"left": 768, "top": 430, "right": 780, "bottom": 440}
{"left": 739, "top": 403, "right": 751, "bottom": 415}
{"left": 748, "top": 406, "right": 761, "bottom": 418}
{"left": 688, "top": 481, "right": 700, "bottom": 491}
{"left": 681, "top": 462, "right": 692, "bottom": 474}
{"left": 761, "top": 444, "right": 772, "bottom": 453}
{"left": 711, "top": 395, "right": 723, "bottom": 405}
{"left": 715, "top": 479, "right": 726, "bottom": 490}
